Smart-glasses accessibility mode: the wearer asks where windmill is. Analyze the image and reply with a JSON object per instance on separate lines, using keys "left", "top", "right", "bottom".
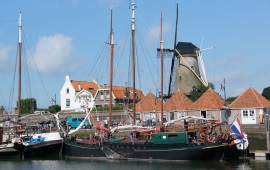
{"left": 157, "top": 4, "right": 210, "bottom": 97}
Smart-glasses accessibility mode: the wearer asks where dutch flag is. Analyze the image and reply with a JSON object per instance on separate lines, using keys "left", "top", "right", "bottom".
{"left": 230, "top": 117, "right": 245, "bottom": 146}
{"left": 230, "top": 117, "right": 245, "bottom": 139}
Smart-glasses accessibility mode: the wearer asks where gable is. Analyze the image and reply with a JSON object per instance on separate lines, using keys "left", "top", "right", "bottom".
{"left": 164, "top": 91, "right": 193, "bottom": 110}
{"left": 230, "top": 87, "right": 270, "bottom": 109}
{"left": 135, "top": 92, "right": 157, "bottom": 112}
{"left": 190, "top": 88, "right": 225, "bottom": 110}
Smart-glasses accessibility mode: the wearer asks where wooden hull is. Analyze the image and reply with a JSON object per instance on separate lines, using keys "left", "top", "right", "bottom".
{"left": 14, "top": 139, "right": 63, "bottom": 158}
{"left": 64, "top": 139, "right": 106, "bottom": 159}
{"left": 64, "top": 139, "right": 233, "bottom": 161}
{"left": 105, "top": 142, "right": 228, "bottom": 161}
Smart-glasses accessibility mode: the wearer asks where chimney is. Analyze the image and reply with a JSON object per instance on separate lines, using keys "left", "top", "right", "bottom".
{"left": 66, "top": 75, "right": 70, "bottom": 82}
{"left": 93, "top": 79, "right": 98, "bottom": 85}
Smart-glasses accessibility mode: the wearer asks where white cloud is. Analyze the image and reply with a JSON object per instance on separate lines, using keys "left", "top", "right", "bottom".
{"left": 28, "top": 34, "right": 73, "bottom": 73}
{"left": 144, "top": 22, "right": 172, "bottom": 48}
{"left": 0, "top": 44, "right": 12, "bottom": 62}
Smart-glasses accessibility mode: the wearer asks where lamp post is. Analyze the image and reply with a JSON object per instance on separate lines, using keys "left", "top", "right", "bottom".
{"left": 266, "top": 113, "right": 269, "bottom": 151}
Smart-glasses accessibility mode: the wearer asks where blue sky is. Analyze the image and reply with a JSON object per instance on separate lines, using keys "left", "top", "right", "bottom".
{"left": 0, "top": 0, "right": 270, "bottom": 110}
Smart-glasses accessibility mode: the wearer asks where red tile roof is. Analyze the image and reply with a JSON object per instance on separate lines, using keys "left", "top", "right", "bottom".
{"left": 135, "top": 92, "right": 159, "bottom": 112}
{"left": 190, "top": 88, "right": 226, "bottom": 110}
{"left": 230, "top": 87, "right": 270, "bottom": 108}
{"left": 100, "top": 86, "right": 144, "bottom": 99}
{"left": 164, "top": 91, "right": 193, "bottom": 111}
{"left": 71, "top": 80, "right": 100, "bottom": 91}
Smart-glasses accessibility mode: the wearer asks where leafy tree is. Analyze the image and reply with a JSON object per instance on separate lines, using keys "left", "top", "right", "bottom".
{"left": 262, "top": 86, "right": 270, "bottom": 100}
{"left": 189, "top": 82, "right": 215, "bottom": 102}
{"left": 19, "top": 98, "right": 37, "bottom": 114}
{"left": 48, "top": 104, "right": 61, "bottom": 113}
{"left": 226, "top": 96, "right": 237, "bottom": 104}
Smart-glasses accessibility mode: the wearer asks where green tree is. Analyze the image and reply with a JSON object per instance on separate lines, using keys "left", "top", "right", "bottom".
{"left": 19, "top": 98, "right": 37, "bottom": 114}
{"left": 48, "top": 104, "right": 61, "bottom": 113}
{"left": 226, "top": 96, "right": 237, "bottom": 104}
{"left": 262, "top": 86, "right": 270, "bottom": 100}
{"left": 189, "top": 82, "right": 215, "bottom": 102}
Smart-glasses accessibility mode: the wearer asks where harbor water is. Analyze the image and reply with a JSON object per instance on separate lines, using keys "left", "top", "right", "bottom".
{"left": 0, "top": 156, "right": 269, "bottom": 170}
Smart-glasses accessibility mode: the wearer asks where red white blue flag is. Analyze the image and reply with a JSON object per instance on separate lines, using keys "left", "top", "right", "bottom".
{"left": 230, "top": 117, "right": 245, "bottom": 139}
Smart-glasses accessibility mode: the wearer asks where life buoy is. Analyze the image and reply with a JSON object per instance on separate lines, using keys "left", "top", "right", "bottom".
{"left": 207, "top": 135, "right": 216, "bottom": 143}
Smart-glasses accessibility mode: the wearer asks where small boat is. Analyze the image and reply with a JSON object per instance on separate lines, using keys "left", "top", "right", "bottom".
{"left": 14, "top": 113, "right": 64, "bottom": 158}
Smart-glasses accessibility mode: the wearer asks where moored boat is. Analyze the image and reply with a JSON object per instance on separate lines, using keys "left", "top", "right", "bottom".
{"left": 63, "top": 0, "right": 249, "bottom": 161}
{"left": 14, "top": 113, "right": 64, "bottom": 158}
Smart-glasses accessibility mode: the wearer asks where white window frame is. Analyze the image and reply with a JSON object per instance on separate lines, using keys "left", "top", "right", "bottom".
{"left": 241, "top": 109, "right": 256, "bottom": 124}
{"left": 100, "top": 91, "right": 104, "bottom": 100}
{"left": 66, "top": 99, "right": 70, "bottom": 107}
{"left": 106, "top": 91, "right": 110, "bottom": 100}
{"left": 178, "top": 111, "right": 186, "bottom": 118}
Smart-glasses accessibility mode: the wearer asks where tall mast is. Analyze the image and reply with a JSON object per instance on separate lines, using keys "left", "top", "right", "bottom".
{"left": 18, "top": 12, "right": 22, "bottom": 118}
{"left": 131, "top": 0, "right": 136, "bottom": 125}
{"left": 160, "top": 13, "right": 164, "bottom": 126}
{"left": 109, "top": 7, "right": 114, "bottom": 128}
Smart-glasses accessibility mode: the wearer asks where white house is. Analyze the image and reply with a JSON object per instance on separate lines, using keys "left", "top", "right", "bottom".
{"left": 60, "top": 75, "right": 100, "bottom": 112}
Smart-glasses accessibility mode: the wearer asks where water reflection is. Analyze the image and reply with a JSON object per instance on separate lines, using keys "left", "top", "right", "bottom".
{"left": 0, "top": 158, "right": 270, "bottom": 170}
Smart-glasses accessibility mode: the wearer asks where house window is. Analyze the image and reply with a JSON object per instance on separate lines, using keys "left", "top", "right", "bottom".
{"left": 66, "top": 88, "right": 69, "bottom": 94}
{"left": 136, "top": 113, "right": 140, "bottom": 122}
{"left": 241, "top": 109, "right": 256, "bottom": 124}
{"left": 66, "top": 99, "right": 70, "bottom": 107}
{"left": 100, "top": 91, "right": 104, "bottom": 100}
{"left": 144, "top": 112, "right": 150, "bottom": 121}
{"left": 106, "top": 91, "right": 110, "bottom": 100}
{"left": 170, "top": 112, "right": 174, "bottom": 120}
{"left": 178, "top": 111, "right": 185, "bottom": 118}
{"left": 163, "top": 113, "right": 167, "bottom": 122}
{"left": 201, "top": 111, "right": 206, "bottom": 118}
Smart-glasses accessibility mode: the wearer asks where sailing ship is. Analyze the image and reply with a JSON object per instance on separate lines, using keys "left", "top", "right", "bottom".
{"left": 63, "top": 1, "right": 248, "bottom": 161}
{"left": 64, "top": 6, "right": 116, "bottom": 159}
{"left": 1, "top": 12, "right": 65, "bottom": 159}
{"left": 0, "top": 12, "right": 27, "bottom": 158}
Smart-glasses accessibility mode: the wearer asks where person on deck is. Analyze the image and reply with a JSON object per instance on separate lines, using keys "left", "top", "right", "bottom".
{"left": 221, "top": 129, "right": 229, "bottom": 142}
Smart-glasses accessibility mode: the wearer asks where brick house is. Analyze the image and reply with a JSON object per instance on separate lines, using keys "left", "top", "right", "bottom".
{"left": 60, "top": 75, "right": 100, "bottom": 112}
{"left": 60, "top": 75, "right": 144, "bottom": 112}
{"left": 188, "top": 88, "right": 229, "bottom": 123}
{"left": 94, "top": 85, "right": 144, "bottom": 108}
{"left": 163, "top": 91, "right": 193, "bottom": 122}
{"left": 230, "top": 87, "right": 270, "bottom": 124}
